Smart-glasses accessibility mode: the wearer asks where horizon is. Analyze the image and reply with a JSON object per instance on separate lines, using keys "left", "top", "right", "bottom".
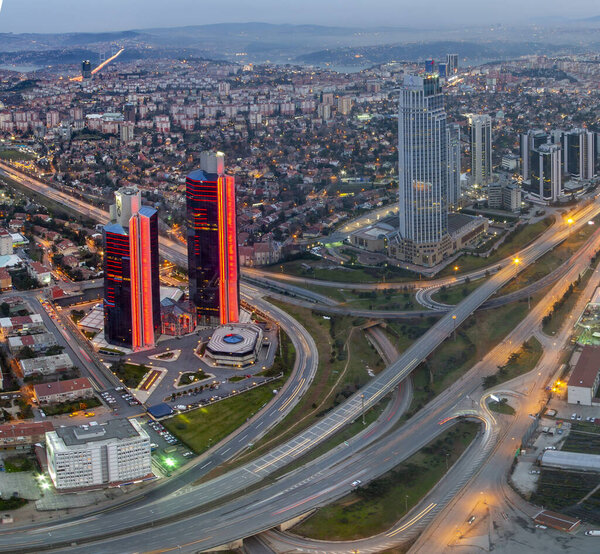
{"left": 0, "top": 0, "right": 598, "bottom": 34}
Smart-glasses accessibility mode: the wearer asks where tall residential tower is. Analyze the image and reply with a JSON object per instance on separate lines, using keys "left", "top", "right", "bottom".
{"left": 467, "top": 114, "right": 493, "bottom": 188}
{"left": 186, "top": 152, "right": 239, "bottom": 326}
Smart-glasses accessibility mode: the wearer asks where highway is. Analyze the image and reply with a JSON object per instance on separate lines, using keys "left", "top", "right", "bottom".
{"left": 3, "top": 161, "right": 600, "bottom": 552}
{"left": 0, "top": 169, "right": 597, "bottom": 550}
{"left": 260, "top": 206, "right": 600, "bottom": 554}
{"left": 410, "top": 234, "right": 600, "bottom": 554}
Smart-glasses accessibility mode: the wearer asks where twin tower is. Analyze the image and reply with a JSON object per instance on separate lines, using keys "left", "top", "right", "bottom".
{"left": 103, "top": 151, "right": 239, "bottom": 350}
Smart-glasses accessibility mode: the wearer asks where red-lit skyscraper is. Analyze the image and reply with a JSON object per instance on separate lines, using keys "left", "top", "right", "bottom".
{"left": 103, "top": 187, "right": 161, "bottom": 349}
{"left": 186, "top": 152, "right": 239, "bottom": 326}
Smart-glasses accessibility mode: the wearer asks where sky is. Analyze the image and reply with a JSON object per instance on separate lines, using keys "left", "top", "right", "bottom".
{"left": 0, "top": 0, "right": 598, "bottom": 33}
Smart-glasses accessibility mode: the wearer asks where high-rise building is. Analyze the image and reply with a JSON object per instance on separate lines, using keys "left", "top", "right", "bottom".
{"left": 564, "top": 129, "right": 596, "bottom": 181}
{"left": 82, "top": 60, "right": 92, "bottom": 80}
{"left": 446, "top": 54, "right": 459, "bottom": 75}
{"left": 396, "top": 74, "right": 449, "bottom": 266}
{"left": 424, "top": 59, "right": 435, "bottom": 74}
{"left": 467, "top": 114, "right": 493, "bottom": 188}
{"left": 186, "top": 152, "right": 240, "bottom": 326}
{"left": 447, "top": 123, "right": 461, "bottom": 209}
{"left": 120, "top": 122, "right": 135, "bottom": 143}
{"left": 520, "top": 130, "right": 548, "bottom": 181}
{"left": 438, "top": 62, "right": 447, "bottom": 78}
{"left": 124, "top": 103, "right": 136, "bottom": 123}
{"left": 526, "top": 143, "right": 562, "bottom": 202}
{"left": 103, "top": 187, "right": 160, "bottom": 349}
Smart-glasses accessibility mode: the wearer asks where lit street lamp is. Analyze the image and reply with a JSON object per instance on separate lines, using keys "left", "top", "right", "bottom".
{"left": 513, "top": 257, "right": 520, "bottom": 276}
{"left": 452, "top": 315, "right": 457, "bottom": 340}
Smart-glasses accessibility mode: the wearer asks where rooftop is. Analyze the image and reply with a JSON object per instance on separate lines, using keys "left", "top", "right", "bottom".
{"left": 568, "top": 346, "right": 600, "bottom": 389}
{"left": 33, "top": 377, "right": 92, "bottom": 398}
{"left": 55, "top": 418, "right": 140, "bottom": 446}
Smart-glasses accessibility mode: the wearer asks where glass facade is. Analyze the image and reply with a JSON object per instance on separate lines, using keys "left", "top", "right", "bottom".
{"left": 103, "top": 224, "right": 132, "bottom": 346}
{"left": 398, "top": 75, "right": 448, "bottom": 246}
{"left": 186, "top": 169, "right": 221, "bottom": 324}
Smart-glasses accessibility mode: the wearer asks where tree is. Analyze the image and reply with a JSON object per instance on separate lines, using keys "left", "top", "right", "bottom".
{"left": 0, "top": 303, "right": 9, "bottom": 317}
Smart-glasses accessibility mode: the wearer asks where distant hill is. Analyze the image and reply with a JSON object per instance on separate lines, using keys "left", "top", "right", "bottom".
{"left": 296, "top": 40, "right": 586, "bottom": 66}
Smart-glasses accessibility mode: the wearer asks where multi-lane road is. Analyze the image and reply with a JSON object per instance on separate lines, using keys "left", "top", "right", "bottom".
{"left": 2, "top": 162, "right": 600, "bottom": 552}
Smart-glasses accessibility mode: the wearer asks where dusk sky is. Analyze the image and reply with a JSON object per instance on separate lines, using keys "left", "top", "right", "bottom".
{"left": 0, "top": 0, "right": 598, "bottom": 33}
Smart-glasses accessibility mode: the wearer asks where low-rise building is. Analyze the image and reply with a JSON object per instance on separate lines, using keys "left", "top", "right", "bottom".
{"left": 160, "top": 298, "right": 196, "bottom": 336}
{"left": 20, "top": 353, "right": 74, "bottom": 377}
{"left": 27, "top": 262, "right": 52, "bottom": 286}
{"left": 0, "top": 421, "right": 54, "bottom": 449}
{"left": 0, "top": 268, "right": 11, "bottom": 291}
{"left": 8, "top": 332, "right": 57, "bottom": 355}
{"left": 350, "top": 221, "right": 396, "bottom": 252}
{"left": 33, "top": 377, "right": 93, "bottom": 404}
{"left": 0, "top": 314, "right": 44, "bottom": 338}
{"left": 46, "top": 419, "right": 152, "bottom": 490}
{"left": 567, "top": 346, "right": 600, "bottom": 406}
{"left": 205, "top": 323, "right": 264, "bottom": 368}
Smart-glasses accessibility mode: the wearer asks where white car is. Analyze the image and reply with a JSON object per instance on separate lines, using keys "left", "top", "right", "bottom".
{"left": 351, "top": 480, "right": 362, "bottom": 487}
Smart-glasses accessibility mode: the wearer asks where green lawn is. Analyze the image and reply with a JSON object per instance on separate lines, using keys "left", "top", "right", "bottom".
{"left": 111, "top": 362, "right": 149, "bottom": 389}
{"left": 43, "top": 396, "right": 101, "bottom": 416}
{"left": 437, "top": 217, "right": 554, "bottom": 278}
{"left": 431, "top": 277, "right": 487, "bottom": 305}
{"left": 164, "top": 383, "right": 283, "bottom": 454}
{"left": 339, "top": 289, "right": 424, "bottom": 311}
{"left": 293, "top": 421, "right": 479, "bottom": 540}
{"left": 0, "top": 149, "right": 36, "bottom": 161}
{"left": 4, "top": 455, "right": 36, "bottom": 472}
{"left": 488, "top": 399, "right": 516, "bottom": 415}
{"left": 177, "top": 370, "right": 209, "bottom": 387}
{"left": 482, "top": 337, "right": 543, "bottom": 389}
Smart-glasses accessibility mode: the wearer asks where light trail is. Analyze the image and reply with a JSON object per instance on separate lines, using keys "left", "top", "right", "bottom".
{"left": 70, "top": 48, "right": 125, "bottom": 82}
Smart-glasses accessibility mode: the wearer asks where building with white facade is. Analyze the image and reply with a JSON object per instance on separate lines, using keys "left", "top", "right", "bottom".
{"left": 467, "top": 114, "right": 493, "bottom": 188}
{"left": 205, "top": 323, "right": 264, "bottom": 368}
{"left": 568, "top": 346, "right": 600, "bottom": 406}
{"left": 46, "top": 418, "right": 152, "bottom": 491}
{"left": 20, "top": 353, "right": 73, "bottom": 377}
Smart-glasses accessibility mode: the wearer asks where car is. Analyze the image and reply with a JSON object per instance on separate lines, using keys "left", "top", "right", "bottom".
{"left": 351, "top": 480, "right": 361, "bottom": 487}
{"left": 183, "top": 452, "right": 193, "bottom": 457}
{"left": 571, "top": 413, "right": 577, "bottom": 420}
{"left": 535, "top": 524, "right": 547, "bottom": 529}
{"left": 544, "top": 446, "right": 556, "bottom": 451}
{"left": 468, "top": 516, "right": 476, "bottom": 524}
{"left": 585, "top": 530, "right": 600, "bottom": 536}
{"left": 577, "top": 415, "right": 583, "bottom": 421}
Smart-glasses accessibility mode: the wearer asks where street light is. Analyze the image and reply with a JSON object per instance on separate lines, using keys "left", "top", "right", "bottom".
{"left": 452, "top": 315, "right": 457, "bottom": 341}
{"left": 513, "top": 257, "right": 520, "bottom": 276}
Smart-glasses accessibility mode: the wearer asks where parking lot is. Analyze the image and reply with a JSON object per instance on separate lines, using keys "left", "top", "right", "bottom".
{"left": 137, "top": 418, "right": 195, "bottom": 474}
{"left": 99, "top": 388, "right": 143, "bottom": 417}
